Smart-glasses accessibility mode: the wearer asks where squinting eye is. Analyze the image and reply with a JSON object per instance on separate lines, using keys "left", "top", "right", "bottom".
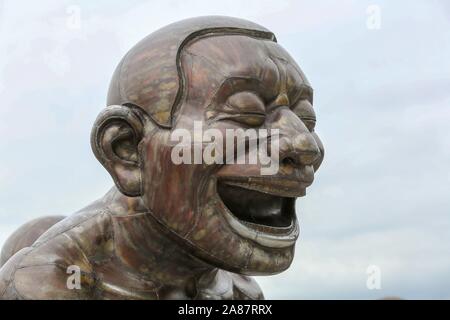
{"left": 221, "top": 91, "right": 266, "bottom": 126}
{"left": 302, "top": 118, "right": 316, "bottom": 132}
{"left": 229, "top": 114, "right": 266, "bottom": 126}
{"left": 227, "top": 91, "right": 265, "bottom": 113}
{"left": 292, "top": 99, "right": 316, "bottom": 131}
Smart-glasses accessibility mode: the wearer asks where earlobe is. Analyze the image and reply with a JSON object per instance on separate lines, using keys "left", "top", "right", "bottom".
{"left": 91, "top": 105, "right": 144, "bottom": 196}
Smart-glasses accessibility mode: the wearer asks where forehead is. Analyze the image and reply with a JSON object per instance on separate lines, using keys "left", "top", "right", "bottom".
{"left": 180, "top": 35, "right": 311, "bottom": 105}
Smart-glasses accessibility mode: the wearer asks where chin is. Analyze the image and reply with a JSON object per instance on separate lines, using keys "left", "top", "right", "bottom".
{"left": 240, "top": 245, "right": 296, "bottom": 276}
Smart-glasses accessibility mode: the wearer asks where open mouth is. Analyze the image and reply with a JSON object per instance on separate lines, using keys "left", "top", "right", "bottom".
{"left": 216, "top": 179, "right": 301, "bottom": 248}
{"left": 217, "top": 182, "right": 295, "bottom": 228}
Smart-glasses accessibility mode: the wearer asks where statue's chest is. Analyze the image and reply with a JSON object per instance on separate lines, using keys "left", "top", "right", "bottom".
{"left": 95, "top": 279, "right": 235, "bottom": 300}
{"left": 92, "top": 263, "right": 234, "bottom": 300}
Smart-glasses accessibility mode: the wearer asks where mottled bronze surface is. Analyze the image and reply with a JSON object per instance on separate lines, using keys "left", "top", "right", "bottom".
{"left": 0, "top": 16, "right": 324, "bottom": 300}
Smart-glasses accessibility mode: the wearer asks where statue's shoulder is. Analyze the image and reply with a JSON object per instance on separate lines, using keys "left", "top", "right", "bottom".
{"left": 0, "top": 208, "right": 113, "bottom": 299}
{"left": 0, "top": 215, "right": 65, "bottom": 266}
{"left": 230, "top": 273, "right": 264, "bottom": 300}
{"left": 0, "top": 244, "right": 90, "bottom": 299}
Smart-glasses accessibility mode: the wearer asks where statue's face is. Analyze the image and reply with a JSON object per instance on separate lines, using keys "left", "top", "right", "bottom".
{"left": 140, "top": 35, "right": 324, "bottom": 274}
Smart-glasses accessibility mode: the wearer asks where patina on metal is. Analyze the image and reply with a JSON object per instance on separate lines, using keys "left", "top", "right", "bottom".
{"left": 0, "top": 16, "right": 324, "bottom": 300}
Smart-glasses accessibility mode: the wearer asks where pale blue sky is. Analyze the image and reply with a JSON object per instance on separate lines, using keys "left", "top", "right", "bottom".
{"left": 0, "top": 0, "right": 449, "bottom": 299}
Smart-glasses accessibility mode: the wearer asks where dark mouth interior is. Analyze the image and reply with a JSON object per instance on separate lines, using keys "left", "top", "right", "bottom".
{"left": 217, "top": 182, "right": 295, "bottom": 228}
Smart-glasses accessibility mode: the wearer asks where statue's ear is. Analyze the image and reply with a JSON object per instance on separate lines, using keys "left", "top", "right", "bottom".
{"left": 91, "top": 105, "right": 144, "bottom": 196}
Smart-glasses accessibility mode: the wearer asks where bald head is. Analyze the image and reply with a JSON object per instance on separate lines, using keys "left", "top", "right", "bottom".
{"left": 107, "top": 16, "right": 275, "bottom": 127}
{"left": 178, "top": 35, "right": 312, "bottom": 121}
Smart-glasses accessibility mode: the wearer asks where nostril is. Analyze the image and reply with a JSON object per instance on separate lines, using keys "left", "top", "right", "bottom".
{"left": 282, "top": 152, "right": 319, "bottom": 167}
{"left": 282, "top": 156, "right": 296, "bottom": 166}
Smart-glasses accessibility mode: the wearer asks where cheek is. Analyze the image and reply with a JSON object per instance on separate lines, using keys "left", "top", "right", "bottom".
{"left": 185, "top": 179, "right": 254, "bottom": 269}
{"left": 141, "top": 136, "right": 213, "bottom": 236}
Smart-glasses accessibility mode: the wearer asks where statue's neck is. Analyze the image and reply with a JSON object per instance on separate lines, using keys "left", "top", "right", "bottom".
{"left": 105, "top": 187, "right": 214, "bottom": 289}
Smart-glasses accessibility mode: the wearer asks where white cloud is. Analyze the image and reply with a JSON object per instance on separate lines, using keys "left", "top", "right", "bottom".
{"left": 0, "top": 0, "right": 449, "bottom": 299}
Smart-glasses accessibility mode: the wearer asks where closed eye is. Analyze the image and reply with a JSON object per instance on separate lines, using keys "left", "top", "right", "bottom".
{"left": 213, "top": 112, "right": 266, "bottom": 127}
{"left": 210, "top": 91, "right": 267, "bottom": 127}
{"left": 301, "top": 117, "right": 316, "bottom": 132}
{"left": 291, "top": 99, "right": 316, "bottom": 132}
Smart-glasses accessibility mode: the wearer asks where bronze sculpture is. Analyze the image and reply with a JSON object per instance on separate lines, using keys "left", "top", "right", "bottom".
{"left": 0, "top": 16, "right": 324, "bottom": 299}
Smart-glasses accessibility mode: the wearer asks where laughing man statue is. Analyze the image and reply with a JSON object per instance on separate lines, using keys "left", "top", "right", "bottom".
{"left": 0, "top": 16, "right": 324, "bottom": 299}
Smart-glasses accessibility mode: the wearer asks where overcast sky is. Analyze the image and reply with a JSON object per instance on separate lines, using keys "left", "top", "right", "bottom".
{"left": 0, "top": 0, "right": 449, "bottom": 299}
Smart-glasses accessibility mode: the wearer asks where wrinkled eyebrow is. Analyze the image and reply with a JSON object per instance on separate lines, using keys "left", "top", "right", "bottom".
{"left": 210, "top": 76, "right": 274, "bottom": 105}
{"left": 208, "top": 72, "right": 313, "bottom": 110}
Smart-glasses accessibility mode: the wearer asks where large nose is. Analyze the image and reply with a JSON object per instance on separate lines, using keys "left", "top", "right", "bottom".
{"left": 268, "top": 108, "right": 321, "bottom": 167}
